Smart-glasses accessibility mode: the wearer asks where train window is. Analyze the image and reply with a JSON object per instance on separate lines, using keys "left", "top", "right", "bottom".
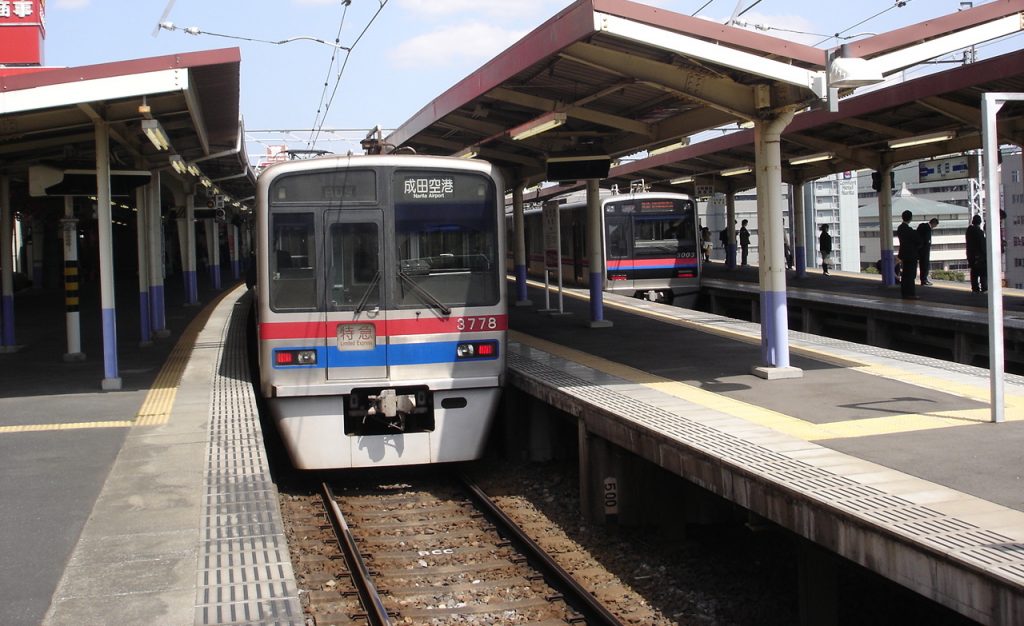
{"left": 393, "top": 171, "right": 499, "bottom": 308}
{"left": 328, "top": 222, "right": 380, "bottom": 311}
{"left": 606, "top": 215, "right": 630, "bottom": 259}
{"left": 270, "top": 212, "right": 317, "bottom": 311}
{"left": 633, "top": 209, "right": 696, "bottom": 259}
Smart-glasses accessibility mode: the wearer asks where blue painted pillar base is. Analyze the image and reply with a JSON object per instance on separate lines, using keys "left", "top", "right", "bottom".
{"left": 101, "top": 306, "right": 122, "bottom": 390}
{"left": 138, "top": 291, "right": 152, "bottom": 347}
{"left": 185, "top": 270, "right": 199, "bottom": 305}
{"left": 232, "top": 260, "right": 241, "bottom": 280}
{"left": 150, "top": 285, "right": 170, "bottom": 338}
{"left": 514, "top": 264, "right": 532, "bottom": 306}
{"left": 726, "top": 243, "right": 737, "bottom": 269}
{"left": 588, "top": 272, "right": 612, "bottom": 328}
{"left": 795, "top": 247, "right": 807, "bottom": 278}
{"left": 881, "top": 250, "right": 896, "bottom": 286}
{"left": 757, "top": 289, "right": 801, "bottom": 377}
{"left": 212, "top": 263, "right": 222, "bottom": 290}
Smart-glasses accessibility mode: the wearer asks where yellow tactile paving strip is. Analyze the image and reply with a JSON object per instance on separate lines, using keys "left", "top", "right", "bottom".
{"left": 511, "top": 324, "right": 1024, "bottom": 441}
{"left": 0, "top": 289, "right": 228, "bottom": 434}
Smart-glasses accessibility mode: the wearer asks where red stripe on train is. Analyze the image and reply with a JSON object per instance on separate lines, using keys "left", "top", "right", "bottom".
{"left": 260, "top": 315, "right": 508, "bottom": 340}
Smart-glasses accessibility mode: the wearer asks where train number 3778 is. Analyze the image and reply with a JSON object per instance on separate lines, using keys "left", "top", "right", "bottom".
{"left": 457, "top": 316, "right": 500, "bottom": 331}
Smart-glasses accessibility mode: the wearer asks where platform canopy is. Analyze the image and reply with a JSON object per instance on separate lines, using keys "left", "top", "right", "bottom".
{"left": 0, "top": 47, "right": 255, "bottom": 207}
{"left": 385, "top": 0, "right": 1024, "bottom": 190}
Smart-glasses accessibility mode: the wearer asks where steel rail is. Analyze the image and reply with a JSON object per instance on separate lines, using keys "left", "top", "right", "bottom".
{"left": 458, "top": 473, "right": 626, "bottom": 626}
{"left": 320, "top": 482, "right": 393, "bottom": 626}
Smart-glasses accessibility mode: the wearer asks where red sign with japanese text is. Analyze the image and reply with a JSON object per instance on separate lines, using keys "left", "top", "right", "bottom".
{"left": 0, "top": 0, "right": 46, "bottom": 65}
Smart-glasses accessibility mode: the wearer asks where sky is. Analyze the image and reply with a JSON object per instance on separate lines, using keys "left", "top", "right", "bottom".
{"left": 38, "top": 0, "right": 1023, "bottom": 162}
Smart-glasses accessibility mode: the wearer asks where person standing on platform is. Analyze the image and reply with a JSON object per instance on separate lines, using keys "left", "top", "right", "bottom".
{"left": 739, "top": 219, "right": 751, "bottom": 266}
{"left": 700, "top": 226, "right": 712, "bottom": 262}
{"left": 818, "top": 224, "right": 832, "bottom": 275}
{"left": 897, "top": 210, "right": 921, "bottom": 299}
{"left": 966, "top": 214, "right": 987, "bottom": 292}
{"left": 917, "top": 218, "right": 939, "bottom": 285}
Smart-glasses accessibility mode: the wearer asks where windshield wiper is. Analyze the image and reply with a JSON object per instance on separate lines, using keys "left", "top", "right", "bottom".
{"left": 353, "top": 270, "right": 380, "bottom": 317}
{"left": 398, "top": 270, "right": 451, "bottom": 316}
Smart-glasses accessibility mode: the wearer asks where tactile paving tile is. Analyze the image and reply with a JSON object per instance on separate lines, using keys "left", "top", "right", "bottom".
{"left": 195, "top": 297, "right": 303, "bottom": 626}
{"left": 507, "top": 347, "right": 1024, "bottom": 584}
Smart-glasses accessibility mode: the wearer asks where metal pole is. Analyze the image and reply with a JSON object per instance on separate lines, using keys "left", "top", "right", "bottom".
{"left": 753, "top": 114, "right": 801, "bottom": 379}
{"left": 793, "top": 180, "right": 807, "bottom": 277}
{"left": 586, "top": 179, "right": 611, "bottom": 328}
{"left": 185, "top": 193, "right": 198, "bottom": 305}
{"left": 62, "top": 197, "right": 84, "bottom": 360}
{"left": 206, "top": 218, "right": 221, "bottom": 290}
{"left": 0, "top": 175, "right": 16, "bottom": 351}
{"left": 878, "top": 159, "right": 897, "bottom": 286}
{"left": 95, "top": 121, "right": 121, "bottom": 390}
{"left": 230, "top": 223, "right": 240, "bottom": 280}
{"left": 136, "top": 164, "right": 152, "bottom": 347}
{"left": 148, "top": 170, "right": 169, "bottom": 337}
{"left": 513, "top": 184, "right": 531, "bottom": 306}
{"left": 726, "top": 190, "right": 737, "bottom": 268}
{"left": 982, "top": 93, "right": 1007, "bottom": 423}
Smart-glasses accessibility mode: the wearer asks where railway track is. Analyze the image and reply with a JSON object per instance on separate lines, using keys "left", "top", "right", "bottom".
{"left": 283, "top": 471, "right": 625, "bottom": 625}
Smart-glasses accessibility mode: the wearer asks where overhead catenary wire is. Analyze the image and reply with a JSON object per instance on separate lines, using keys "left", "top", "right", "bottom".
{"left": 308, "top": 0, "right": 352, "bottom": 149}
{"left": 309, "top": 0, "right": 390, "bottom": 152}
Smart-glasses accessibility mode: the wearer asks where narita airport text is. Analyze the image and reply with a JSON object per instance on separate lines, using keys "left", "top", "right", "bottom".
{"left": 404, "top": 178, "right": 454, "bottom": 199}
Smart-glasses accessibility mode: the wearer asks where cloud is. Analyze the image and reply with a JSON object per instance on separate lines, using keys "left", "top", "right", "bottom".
{"left": 388, "top": 22, "right": 526, "bottom": 68}
{"left": 52, "top": 0, "right": 90, "bottom": 8}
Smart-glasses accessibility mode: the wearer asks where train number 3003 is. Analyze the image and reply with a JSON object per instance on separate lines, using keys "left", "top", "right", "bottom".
{"left": 457, "top": 316, "right": 500, "bottom": 331}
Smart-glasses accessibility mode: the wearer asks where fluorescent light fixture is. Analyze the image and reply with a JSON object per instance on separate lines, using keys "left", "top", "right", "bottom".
{"left": 510, "top": 112, "right": 567, "bottom": 141}
{"left": 669, "top": 176, "right": 694, "bottom": 185}
{"left": 720, "top": 166, "right": 752, "bottom": 177}
{"left": 200, "top": 177, "right": 212, "bottom": 188}
{"left": 789, "top": 152, "right": 834, "bottom": 165}
{"left": 141, "top": 119, "right": 170, "bottom": 151}
{"left": 648, "top": 140, "right": 688, "bottom": 157}
{"left": 187, "top": 163, "right": 201, "bottom": 176}
{"left": 738, "top": 120, "right": 755, "bottom": 129}
{"left": 888, "top": 131, "right": 955, "bottom": 149}
{"left": 169, "top": 154, "right": 188, "bottom": 174}
{"left": 454, "top": 146, "right": 479, "bottom": 159}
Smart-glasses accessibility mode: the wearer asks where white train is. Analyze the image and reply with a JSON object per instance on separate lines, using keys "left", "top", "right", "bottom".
{"left": 512, "top": 189, "right": 700, "bottom": 305}
{"left": 253, "top": 154, "right": 507, "bottom": 469}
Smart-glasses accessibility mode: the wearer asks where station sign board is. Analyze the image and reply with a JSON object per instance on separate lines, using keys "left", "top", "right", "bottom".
{"left": 543, "top": 201, "right": 560, "bottom": 270}
{"left": 918, "top": 155, "right": 978, "bottom": 183}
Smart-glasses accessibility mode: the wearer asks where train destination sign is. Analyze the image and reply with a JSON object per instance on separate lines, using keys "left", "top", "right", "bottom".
{"left": 402, "top": 177, "right": 455, "bottom": 199}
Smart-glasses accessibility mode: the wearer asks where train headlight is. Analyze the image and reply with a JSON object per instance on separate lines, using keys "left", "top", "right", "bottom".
{"left": 456, "top": 341, "right": 498, "bottom": 360}
{"left": 274, "top": 349, "right": 318, "bottom": 366}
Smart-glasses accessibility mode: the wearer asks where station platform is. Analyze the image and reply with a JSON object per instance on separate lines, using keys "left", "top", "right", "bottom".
{"left": 4, "top": 266, "right": 1023, "bottom": 624}
{"left": 700, "top": 261, "right": 1024, "bottom": 312}
{"left": 507, "top": 279, "right": 1024, "bottom": 624}
{"left": 0, "top": 277, "right": 300, "bottom": 626}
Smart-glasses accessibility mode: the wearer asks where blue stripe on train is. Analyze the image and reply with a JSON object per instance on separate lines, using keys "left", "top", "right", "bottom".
{"left": 272, "top": 341, "right": 499, "bottom": 369}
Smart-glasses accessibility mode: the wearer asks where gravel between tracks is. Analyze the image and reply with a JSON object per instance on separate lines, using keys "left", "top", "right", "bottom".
{"left": 466, "top": 457, "right": 798, "bottom": 626}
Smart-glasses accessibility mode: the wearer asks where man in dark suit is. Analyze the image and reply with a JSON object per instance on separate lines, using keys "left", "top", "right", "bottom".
{"left": 966, "top": 214, "right": 987, "bottom": 292}
{"left": 896, "top": 210, "right": 921, "bottom": 299}
{"left": 917, "top": 218, "right": 939, "bottom": 285}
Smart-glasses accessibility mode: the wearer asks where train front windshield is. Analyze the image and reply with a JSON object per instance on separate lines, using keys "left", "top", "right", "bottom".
{"left": 606, "top": 198, "right": 697, "bottom": 260}
{"left": 394, "top": 171, "right": 500, "bottom": 308}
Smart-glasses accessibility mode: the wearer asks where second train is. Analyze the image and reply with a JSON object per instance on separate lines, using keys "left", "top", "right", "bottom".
{"left": 510, "top": 188, "right": 700, "bottom": 306}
